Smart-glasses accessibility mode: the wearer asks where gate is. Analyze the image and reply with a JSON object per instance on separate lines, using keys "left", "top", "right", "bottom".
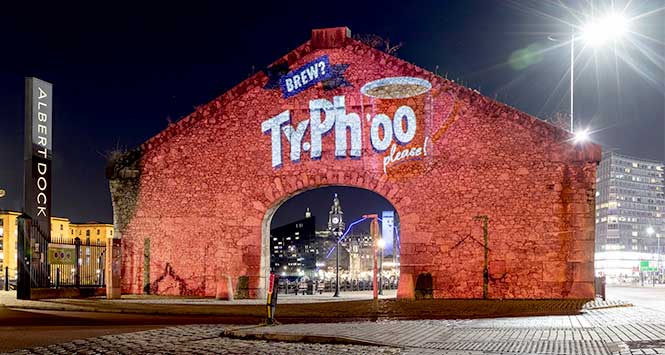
{"left": 17, "top": 214, "right": 106, "bottom": 299}
{"left": 49, "top": 236, "right": 106, "bottom": 288}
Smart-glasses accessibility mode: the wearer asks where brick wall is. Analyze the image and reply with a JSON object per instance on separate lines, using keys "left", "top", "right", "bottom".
{"left": 110, "top": 27, "right": 600, "bottom": 299}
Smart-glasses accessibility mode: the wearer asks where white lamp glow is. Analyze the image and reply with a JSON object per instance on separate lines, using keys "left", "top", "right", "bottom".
{"left": 573, "top": 128, "right": 590, "bottom": 143}
{"left": 582, "top": 13, "right": 628, "bottom": 47}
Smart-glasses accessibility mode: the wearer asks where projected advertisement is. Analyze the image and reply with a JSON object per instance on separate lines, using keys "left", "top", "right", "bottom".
{"left": 261, "top": 54, "right": 438, "bottom": 179}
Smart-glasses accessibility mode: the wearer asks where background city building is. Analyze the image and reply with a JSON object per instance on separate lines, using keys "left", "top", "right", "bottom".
{"left": 0, "top": 210, "right": 112, "bottom": 281}
{"left": 595, "top": 152, "right": 665, "bottom": 282}
{"left": 270, "top": 212, "right": 317, "bottom": 278}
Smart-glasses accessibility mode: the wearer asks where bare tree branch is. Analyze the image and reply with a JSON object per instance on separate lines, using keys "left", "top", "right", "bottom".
{"left": 353, "top": 33, "right": 403, "bottom": 55}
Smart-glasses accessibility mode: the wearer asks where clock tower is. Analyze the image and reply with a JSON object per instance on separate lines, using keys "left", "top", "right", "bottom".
{"left": 327, "top": 193, "right": 345, "bottom": 232}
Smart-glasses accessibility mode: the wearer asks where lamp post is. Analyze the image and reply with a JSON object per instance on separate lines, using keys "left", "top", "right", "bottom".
{"left": 550, "top": 13, "right": 628, "bottom": 136}
{"left": 333, "top": 227, "right": 341, "bottom": 297}
{"left": 377, "top": 238, "right": 385, "bottom": 296}
{"left": 647, "top": 226, "right": 657, "bottom": 286}
{"left": 656, "top": 234, "right": 661, "bottom": 283}
{"left": 328, "top": 193, "right": 344, "bottom": 298}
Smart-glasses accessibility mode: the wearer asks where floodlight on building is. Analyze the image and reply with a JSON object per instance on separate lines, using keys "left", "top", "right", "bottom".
{"left": 573, "top": 128, "right": 590, "bottom": 144}
{"left": 646, "top": 226, "right": 655, "bottom": 235}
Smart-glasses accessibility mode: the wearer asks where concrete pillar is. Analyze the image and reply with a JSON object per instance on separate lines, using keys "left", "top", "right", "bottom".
{"left": 106, "top": 238, "right": 122, "bottom": 299}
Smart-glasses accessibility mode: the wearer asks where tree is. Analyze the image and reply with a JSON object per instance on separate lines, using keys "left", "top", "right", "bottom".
{"left": 545, "top": 112, "right": 571, "bottom": 132}
{"left": 353, "top": 34, "right": 403, "bottom": 55}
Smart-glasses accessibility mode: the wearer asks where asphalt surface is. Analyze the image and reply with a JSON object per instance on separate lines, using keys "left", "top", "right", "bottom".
{"left": 0, "top": 285, "right": 662, "bottom": 353}
{"left": 606, "top": 284, "right": 665, "bottom": 313}
{"left": 0, "top": 306, "right": 249, "bottom": 352}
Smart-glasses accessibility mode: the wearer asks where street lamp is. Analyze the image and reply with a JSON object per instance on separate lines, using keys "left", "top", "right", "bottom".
{"left": 328, "top": 193, "right": 344, "bottom": 298}
{"left": 377, "top": 238, "right": 385, "bottom": 296}
{"left": 573, "top": 128, "right": 590, "bottom": 144}
{"left": 552, "top": 13, "right": 628, "bottom": 133}
{"left": 646, "top": 226, "right": 659, "bottom": 285}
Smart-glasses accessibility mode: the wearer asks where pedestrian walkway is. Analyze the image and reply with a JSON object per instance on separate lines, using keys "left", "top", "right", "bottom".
{"left": 1, "top": 290, "right": 611, "bottom": 320}
{"left": 5, "top": 305, "right": 665, "bottom": 354}
{"left": 225, "top": 306, "right": 665, "bottom": 354}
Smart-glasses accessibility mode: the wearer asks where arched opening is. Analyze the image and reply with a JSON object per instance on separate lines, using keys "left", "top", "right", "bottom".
{"left": 260, "top": 186, "right": 401, "bottom": 300}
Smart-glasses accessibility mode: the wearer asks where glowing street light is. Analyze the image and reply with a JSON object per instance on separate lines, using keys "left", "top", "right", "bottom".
{"left": 552, "top": 12, "right": 629, "bottom": 134}
{"left": 573, "top": 128, "right": 590, "bottom": 144}
{"left": 581, "top": 14, "right": 628, "bottom": 47}
{"left": 646, "top": 226, "right": 655, "bottom": 236}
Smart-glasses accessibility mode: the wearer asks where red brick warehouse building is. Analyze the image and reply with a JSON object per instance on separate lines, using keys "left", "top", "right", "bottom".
{"left": 106, "top": 27, "right": 601, "bottom": 300}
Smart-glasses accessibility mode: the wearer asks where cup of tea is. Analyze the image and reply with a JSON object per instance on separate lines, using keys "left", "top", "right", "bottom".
{"left": 360, "top": 76, "right": 432, "bottom": 179}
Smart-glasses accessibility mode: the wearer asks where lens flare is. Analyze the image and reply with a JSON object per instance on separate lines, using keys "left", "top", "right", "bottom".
{"left": 582, "top": 13, "right": 629, "bottom": 47}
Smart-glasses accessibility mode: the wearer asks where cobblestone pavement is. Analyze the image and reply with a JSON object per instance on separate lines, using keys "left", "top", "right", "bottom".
{"left": 230, "top": 306, "right": 665, "bottom": 355}
{"left": 3, "top": 325, "right": 401, "bottom": 355}
{"left": 5, "top": 306, "right": 665, "bottom": 354}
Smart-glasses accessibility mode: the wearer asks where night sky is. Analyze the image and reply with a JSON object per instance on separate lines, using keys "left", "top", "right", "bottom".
{"left": 0, "top": 1, "right": 663, "bottom": 226}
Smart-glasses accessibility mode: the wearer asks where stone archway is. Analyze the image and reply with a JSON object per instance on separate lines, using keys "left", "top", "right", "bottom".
{"left": 108, "top": 26, "right": 599, "bottom": 301}
{"left": 259, "top": 182, "right": 405, "bottom": 298}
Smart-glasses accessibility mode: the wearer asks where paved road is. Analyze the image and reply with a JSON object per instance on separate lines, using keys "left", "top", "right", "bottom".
{"left": 3, "top": 324, "right": 401, "bottom": 355}
{"left": 6, "top": 306, "right": 665, "bottom": 354}
{"left": 231, "top": 306, "right": 665, "bottom": 354}
{"left": 606, "top": 285, "right": 665, "bottom": 313}
{"left": 0, "top": 306, "right": 255, "bottom": 353}
{"left": 3, "top": 286, "right": 665, "bottom": 354}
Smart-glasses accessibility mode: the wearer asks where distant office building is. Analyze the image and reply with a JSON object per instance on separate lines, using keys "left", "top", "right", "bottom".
{"left": 270, "top": 211, "right": 317, "bottom": 277}
{"left": 595, "top": 152, "right": 665, "bottom": 281}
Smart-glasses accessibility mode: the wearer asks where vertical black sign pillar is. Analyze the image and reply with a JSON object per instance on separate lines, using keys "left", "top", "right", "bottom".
{"left": 16, "top": 214, "right": 32, "bottom": 299}
{"left": 21, "top": 77, "right": 53, "bottom": 297}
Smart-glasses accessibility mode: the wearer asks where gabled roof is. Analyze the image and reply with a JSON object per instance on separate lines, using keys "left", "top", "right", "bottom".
{"left": 137, "top": 27, "right": 600, "bottom": 162}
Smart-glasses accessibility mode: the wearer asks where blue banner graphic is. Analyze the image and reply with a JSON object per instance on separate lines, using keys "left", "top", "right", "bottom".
{"left": 263, "top": 55, "right": 351, "bottom": 98}
{"left": 280, "top": 55, "right": 332, "bottom": 98}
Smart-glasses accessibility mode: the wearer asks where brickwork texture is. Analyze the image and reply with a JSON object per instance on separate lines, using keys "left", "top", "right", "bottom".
{"left": 109, "top": 27, "right": 601, "bottom": 300}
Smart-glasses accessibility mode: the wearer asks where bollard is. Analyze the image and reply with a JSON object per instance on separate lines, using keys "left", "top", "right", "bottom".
{"left": 4, "top": 266, "right": 8, "bottom": 291}
{"left": 266, "top": 273, "right": 279, "bottom": 325}
{"left": 55, "top": 267, "right": 60, "bottom": 289}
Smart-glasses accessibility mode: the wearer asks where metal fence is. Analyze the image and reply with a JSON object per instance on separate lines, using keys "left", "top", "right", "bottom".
{"left": 278, "top": 278, "right": 399, "bottom": 295}
{"left": 17, "top": 217, "right": 51, "bottom": 297}
{"left": 49, "top": 236, "right": 106, "bottom": 288}
{"left": 16, "top": 215, "right": 106, "bottom": 299}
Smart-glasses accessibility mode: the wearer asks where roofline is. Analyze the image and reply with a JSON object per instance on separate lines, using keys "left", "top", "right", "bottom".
{"left": 70, "top": 223, "right": 114, "bottom": 227}
{"left": 134, "top": 27, "right": 601, "bottom": 163}
{"left": 0, "top": 211, "right": 112, "bottom": 225}
{"left": 602, "top": 151, "right": 664, "bottom": 165}
{"left": 0, "top": 210, "right": 22, "bottom": 215}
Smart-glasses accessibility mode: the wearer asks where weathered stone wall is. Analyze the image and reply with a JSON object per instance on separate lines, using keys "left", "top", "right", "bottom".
{"left": 111, "top": 27, "right": 600, "bottom": 299}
